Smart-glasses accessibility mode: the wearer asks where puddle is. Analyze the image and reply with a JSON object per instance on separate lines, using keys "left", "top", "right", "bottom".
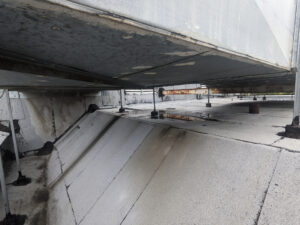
{"left": 162, "top": 113, "right": 200, "bottom": 121}
{"left": 158, "top": 112, "right": 220, "bottom": 122}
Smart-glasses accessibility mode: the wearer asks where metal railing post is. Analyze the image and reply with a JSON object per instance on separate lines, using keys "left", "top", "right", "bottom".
{"left": 5, "top": 90, "right": 21, "bottom": 173}
{"left": 119, "top": 89, "right": 125, "bottom": 113}
{"left": 0, "top": 149, "right": 10, "bottom": 215}
{"left": 293, "top": 71, "right": 300, "bottom": 125}
{"left": 4, "top": 90, "right": 31, "bottom": 186}
{"left": 206, "top": 88, "right": 212, "bottom": 107}
{"left": 151, "top": 87, "right": 158, "bottom": 118}
{"left": 153, "top": 87, "right": 156, "bottom": 112}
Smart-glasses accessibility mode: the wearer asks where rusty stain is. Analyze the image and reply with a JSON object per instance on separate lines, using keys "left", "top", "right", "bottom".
{"left": 122, "top": 35, "right": 133, "bottom": 39}
{"left": 51, "top": 25, "right": 61, "bottom": 31}
{"left": 163, "top": 113, "right": 199, "bottom": 121}
{"left": 163, "top": 88, "right": 206, "bottom": 95}
{"left": 159, "top": 112, "right": 220, "bottom": 122}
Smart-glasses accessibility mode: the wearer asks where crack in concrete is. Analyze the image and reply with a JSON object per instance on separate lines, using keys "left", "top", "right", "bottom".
{"left": 51, "top": 116, "right": 122, "bottom": 224}
{"left": 271, "top": 136, "right": 285, "bottom": 145}
{"left": 253, "top": 149, "right": 282, "bottom": 225}
{"left": 50, "top": 116, "right": 120, "bottom": 189}
{"left": 172, "top": 126, "right": 300, "bottom": 154}
{"left": 65, "top": 184, "right": 78, "bottom": 225}
{"left": 55, "top": 146, "right": 78, "bottom": 225}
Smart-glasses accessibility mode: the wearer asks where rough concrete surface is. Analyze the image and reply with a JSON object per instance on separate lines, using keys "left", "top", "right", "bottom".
{"left": 106, "top": 97, "right": 296, "bottom": 151}
{"left": 66, "top": 118, "right": 153, "bottom": 222}
{"left": 0, "top": 155, "right": 49, "bottom": 225}
{"left": 80, "top": 126, "right": 179, "bottom": 225}
{"left": 47, "top": 112, "right": 115, "bottom": 186}
{"left": 121, "top": 132, "right": 280, "bottom": 225}
{"left": 258, "top": 151, "right": 300, "bottom": 225}
{"left": 1, "top": 97, "right": 300, "bottom": 225}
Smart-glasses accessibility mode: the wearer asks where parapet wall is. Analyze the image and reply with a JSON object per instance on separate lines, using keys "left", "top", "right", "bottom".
{"left": 0, "top": 85, "right": 200, "bottom": 152}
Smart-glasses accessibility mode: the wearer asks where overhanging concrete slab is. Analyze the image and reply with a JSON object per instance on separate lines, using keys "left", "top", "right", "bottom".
{"left": 0, "top": 0, "right": 295, "bottom": 91}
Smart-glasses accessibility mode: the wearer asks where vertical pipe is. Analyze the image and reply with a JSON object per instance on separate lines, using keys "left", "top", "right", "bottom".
{"left": 0, "top": 150, "right": 10, "bottom": 215}
{"left": 292, "top": 0, "right": 300, "bottom": 125}
{"left": 207, "top": 88, "right": 210, "bottom": 104}
{"left": 294, "top": 71, "right": 300, "bottom": 125}
{"left": 153, "top": 87, "right": 156, "bottom": 112}
{"left": 118, "top": 89, "right": 125, "bottom": 113}
{"left": 119, "top": 89, "right": 123, "bottom": 108}
{"left": 5, "top": 90, "right": 21, "bottom": 173}
{"left": 206, "top": 88, "right": 212, "bottom": 107}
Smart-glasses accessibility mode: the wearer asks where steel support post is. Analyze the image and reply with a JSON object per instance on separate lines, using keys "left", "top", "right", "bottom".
{"left": 5, "top": 90, "right": 31, "bottom": 186}
{"left": 293, "top": 71, "right": 300, "bottom": 125}
{"left": 119, "top": 89, "right": 125, "bottom": 113}
{"left": 0, "top": 150, "right": 10, "bottom": 215}
{"left": 151, "top": 87, "right": 158, "bottom": 119}
{"left": 0, "top": 147, "right": 27, "bottom": 225}
{"left": 263, "top": 95, "right": 267, "bottom": 101}
{"left": 249, "top": 103, "right": 260, "bottom": 114}
{"left": 286, "top": 71, "right": 300, "bottom": 138}
{"left": 285, "top": 0, "right": 300, "bottom": 138}
{"left": 5, "top": 90, "right": 21, "bottom": 173}
{"left": 206, "top": 88, "right": 212, "bottom": 107}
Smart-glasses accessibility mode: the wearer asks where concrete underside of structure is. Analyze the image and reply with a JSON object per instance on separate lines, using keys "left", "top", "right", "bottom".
{"left": 0, "top": 0, "right": 296, "bottom": 92}
{"left": 1, "top": 98, "right": 300, "bottom": 225}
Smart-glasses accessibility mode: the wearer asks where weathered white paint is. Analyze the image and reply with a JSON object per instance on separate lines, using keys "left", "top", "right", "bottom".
{"left": 47, "top": 113, "right": 115, "bottom": 186}
{"left": 47, "top": 112, "right": 283, "bottom": 225}
{"left": 80, "top": 127, "right": 179, "bottom": 225}
{"left": 66, "top": 118, "right": 153, "bottom": 222}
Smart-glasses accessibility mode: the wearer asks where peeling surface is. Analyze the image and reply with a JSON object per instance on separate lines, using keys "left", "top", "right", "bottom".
{"left": 164, "top": 51, "right": 198, "bottom": 57}
{"left": 0, "top": 155, "right": 50, "bottom": 225}
{"left": 173, "top": 61, "right": 196, "bottom": 67}
{"left": 0, "top": 0, "right": 293, "bottom": 90}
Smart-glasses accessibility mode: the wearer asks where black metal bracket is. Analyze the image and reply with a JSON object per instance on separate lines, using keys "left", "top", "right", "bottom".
{"left": 0, "top": 213, "right": 27, "bottom": 225}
